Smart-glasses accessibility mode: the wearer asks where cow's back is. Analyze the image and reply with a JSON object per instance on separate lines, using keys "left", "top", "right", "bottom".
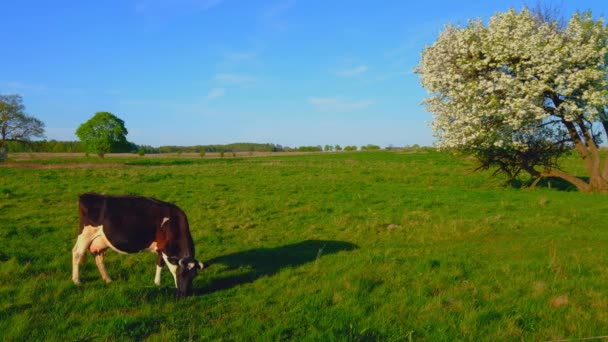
{"left": 78, "top": 193, "right": 186, "bottom": 254}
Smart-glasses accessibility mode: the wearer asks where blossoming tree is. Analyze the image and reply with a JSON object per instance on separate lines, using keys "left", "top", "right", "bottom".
{"left": 417, "top": 8, "right": 608, "bottom": 192}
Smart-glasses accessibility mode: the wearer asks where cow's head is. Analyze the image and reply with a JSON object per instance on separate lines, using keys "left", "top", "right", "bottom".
{"left": 177, "top": 257, "right": 205, "bottom": 297}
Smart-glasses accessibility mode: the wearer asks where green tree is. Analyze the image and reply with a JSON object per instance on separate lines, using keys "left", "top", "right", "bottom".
{"left": 417, "top": 8, "right": 608, "bottom": 192}
{"left": 0, "top": 94, "right": 45, "bottom": 160}
{"left": 76, "top": 112, "right": 129, "bottom": 158}
{"left": 361, "top": 144, "right": 381, "bottom": 151}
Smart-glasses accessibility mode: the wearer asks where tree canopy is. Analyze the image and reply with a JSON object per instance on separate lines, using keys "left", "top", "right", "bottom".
{"left": 417, "top": 8, "right": 608, "bottom": 192}
{"left": 0, "top": 94, "right": 45, "bottom": 160}
{"left": 76, "top": 112, "right": 129, "bottom": 158}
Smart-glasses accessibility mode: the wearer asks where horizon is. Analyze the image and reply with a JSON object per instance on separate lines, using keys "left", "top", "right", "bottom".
{"left": 17, "top": 139, "right": 426, "bottom": 150}
{"left": 2, "top": 1, "right": 607, "bottom": 148}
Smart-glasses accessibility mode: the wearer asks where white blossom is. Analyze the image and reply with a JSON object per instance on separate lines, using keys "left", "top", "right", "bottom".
{"left": 417, "top": 9, "right": 608, "bottom": 152}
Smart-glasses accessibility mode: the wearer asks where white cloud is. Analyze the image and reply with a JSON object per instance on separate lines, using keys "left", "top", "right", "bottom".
{"left": 225, "top": 51, "right": 258, "bottom": 63}
{"left": 1, "top": 81, "right": 47, "bottom": 92}
{"left": 215, "top": 73, "right": 256, "bottom": 86}
{"left": 309, "top": 96, "right": 374, "bottom": 112}
{"left": 206, "top": 87, "right": 225, "bottom": 100}
{"left": 0, "top": 81, "right": 90, "bottom": 96}
{"left": 217, "top": 48, "right": 263, "bottom": 70}
{"left": 335, "top": 65, "right": 369, "bottom": 77}
{"left": 262, "top": 0, "right": 296, "bottom": 18}
{"left": 201, "top": 0, "right": 224, "bottom": 10}
{"left": 259, "top": 0, "right": 296, "bottom": 32}
{"left": 135, "top": 0, "right": 224, "bottom": 15}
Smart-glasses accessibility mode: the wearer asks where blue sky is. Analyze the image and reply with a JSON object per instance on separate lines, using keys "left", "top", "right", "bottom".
{"left": 2, "top": 1, "right": 606, "bottom": 148}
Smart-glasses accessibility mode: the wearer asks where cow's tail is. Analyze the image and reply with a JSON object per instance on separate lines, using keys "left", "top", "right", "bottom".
{"left": 77, "top": 195, "right": 89, "bottom": 235}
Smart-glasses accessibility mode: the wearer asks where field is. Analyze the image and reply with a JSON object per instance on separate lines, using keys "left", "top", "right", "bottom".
{"left": 1, "top": 150, "right": 608, "bottom": 341}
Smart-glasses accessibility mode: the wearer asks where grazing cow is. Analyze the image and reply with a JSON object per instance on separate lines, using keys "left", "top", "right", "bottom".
{"left": 72, "top": 193, "right": 204, "bottom": 296}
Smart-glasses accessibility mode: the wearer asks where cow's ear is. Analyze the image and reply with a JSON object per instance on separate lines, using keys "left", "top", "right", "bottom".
{"left": 198, "top": 261, "right": 205, "bottom": 269}
{"left": 179, "top": 258, "right": 197, "bottom": 270}
{"left": 169, "top": 256, "right": 180, "bottom": 265}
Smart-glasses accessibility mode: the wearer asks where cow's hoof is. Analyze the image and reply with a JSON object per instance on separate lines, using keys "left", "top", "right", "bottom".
{"left": 72, "top": 279, "right": 81, "bottom": 286}
{"left": 103, "top": 278, "right": 113, "bottom": 284}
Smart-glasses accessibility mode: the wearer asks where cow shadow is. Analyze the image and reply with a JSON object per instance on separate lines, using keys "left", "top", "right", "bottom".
{"left": 196, "top": 239, "right": 358, "bottom": 295}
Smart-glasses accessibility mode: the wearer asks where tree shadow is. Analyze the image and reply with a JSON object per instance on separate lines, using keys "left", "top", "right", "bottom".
{"left": 196, "top": 240, "right": 358, "bottom": 295}
{"left": 509, "top": 176, "right": 587, "bottom": 192}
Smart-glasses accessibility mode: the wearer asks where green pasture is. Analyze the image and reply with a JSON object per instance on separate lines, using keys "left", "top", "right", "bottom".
{"left": 1, "top": 150, "right": 608, "bottom": 341}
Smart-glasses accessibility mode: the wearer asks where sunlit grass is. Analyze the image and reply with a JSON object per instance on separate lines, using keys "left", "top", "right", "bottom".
{"left": 1, "top": 150, "right": 608, "bottom": 340}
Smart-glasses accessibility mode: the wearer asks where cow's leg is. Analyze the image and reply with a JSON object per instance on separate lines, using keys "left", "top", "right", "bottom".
{"left": 94, "top": 252, "right": 112, "bottom": 283}
{"left": 162, "top": 253, "right": 178, "bottom": 288}
{"left": 154, "top": 253, "right": 165, "bottom": 286}
{"left": 72, "top": 225, "right": 100, "bottom": 285}
{"left": 72, "top": 240, "right": 86, "bottom": 285}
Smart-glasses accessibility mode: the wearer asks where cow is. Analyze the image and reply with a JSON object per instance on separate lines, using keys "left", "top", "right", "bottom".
{"left": 71, "top": 193, "right": 204, "bottom": 297}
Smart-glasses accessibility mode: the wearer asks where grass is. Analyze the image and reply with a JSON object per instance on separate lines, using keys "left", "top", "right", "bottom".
{"left": 2, "top": 150, "right": 608, "bottom": 340}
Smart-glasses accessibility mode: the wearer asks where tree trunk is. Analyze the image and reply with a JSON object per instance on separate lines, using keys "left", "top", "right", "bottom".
{"left": 543, "top": 169, "right": 592, "bottom": 192}
{"left": 600, "top": 118, "right": 608, "bottom": 181}
{"left": 558, "top": 118, "right": 608, "bottom": 192}
{"left": 577, "top": 119, "right": 605, "bottom": 188}
{"left": 529, "top": 159, "right": 608, "bottom": 193}
{"left": 602, "top": 154, "right": 608, "bottom": 181}
{"left": 527, "top": 167, "right": 592, "bottom": 192}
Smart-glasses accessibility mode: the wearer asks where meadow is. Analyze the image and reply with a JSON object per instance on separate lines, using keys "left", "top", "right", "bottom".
{"left": 1, "top": 150, "right": 608, "bottom": 341}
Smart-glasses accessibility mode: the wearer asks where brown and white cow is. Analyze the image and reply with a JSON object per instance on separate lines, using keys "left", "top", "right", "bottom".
{"left": 71, "top": 193, "right": 204, "bottom": 296}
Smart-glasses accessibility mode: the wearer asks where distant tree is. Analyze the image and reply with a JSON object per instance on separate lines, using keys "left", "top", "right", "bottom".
{"left": 297, "top": 146, "right": 323, "bottom": 152}
{"left": 335, "top": 145, "right": 342, "bottom": 151}
{"left": 361, "top": 144, "right": 381, "bottom": 151}
{"left": 76, "top": 112, "right": 129, "bottom": 158}
{"left": 0, "top": 94, "right": 45, "bottom": 160}
{"left": 324, "top": 144, "right": 334, "bottom": 152}
{"left": 344, "top": 145, "right": 358, "bottom": 151}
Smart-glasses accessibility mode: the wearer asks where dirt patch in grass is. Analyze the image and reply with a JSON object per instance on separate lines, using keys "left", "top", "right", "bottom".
{"left": 0, "top": 163, "right": 123, "bottom": 169}
{"left": 550, "top": 295, "right": 569, "bottom": 308}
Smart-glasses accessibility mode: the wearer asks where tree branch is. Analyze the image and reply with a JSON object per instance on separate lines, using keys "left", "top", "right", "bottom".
{"left": 539, "top": 169, "right": 592, "bottom": 192}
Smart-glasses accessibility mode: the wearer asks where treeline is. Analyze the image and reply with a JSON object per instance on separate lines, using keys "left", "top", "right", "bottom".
{"left": 5, "top": 140, "right": 136, "bottom": 153}
{"left": 150, "top": 143, "right": 285, "bottom": 153}
{"left": 5, "top": 140, "right": 86, "bottom": 153}
{"left": 5, "top": 140, "right": 422, "bottom": 154}
{"left": 5, "top": 140, "right": 286, "bottom": 154}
